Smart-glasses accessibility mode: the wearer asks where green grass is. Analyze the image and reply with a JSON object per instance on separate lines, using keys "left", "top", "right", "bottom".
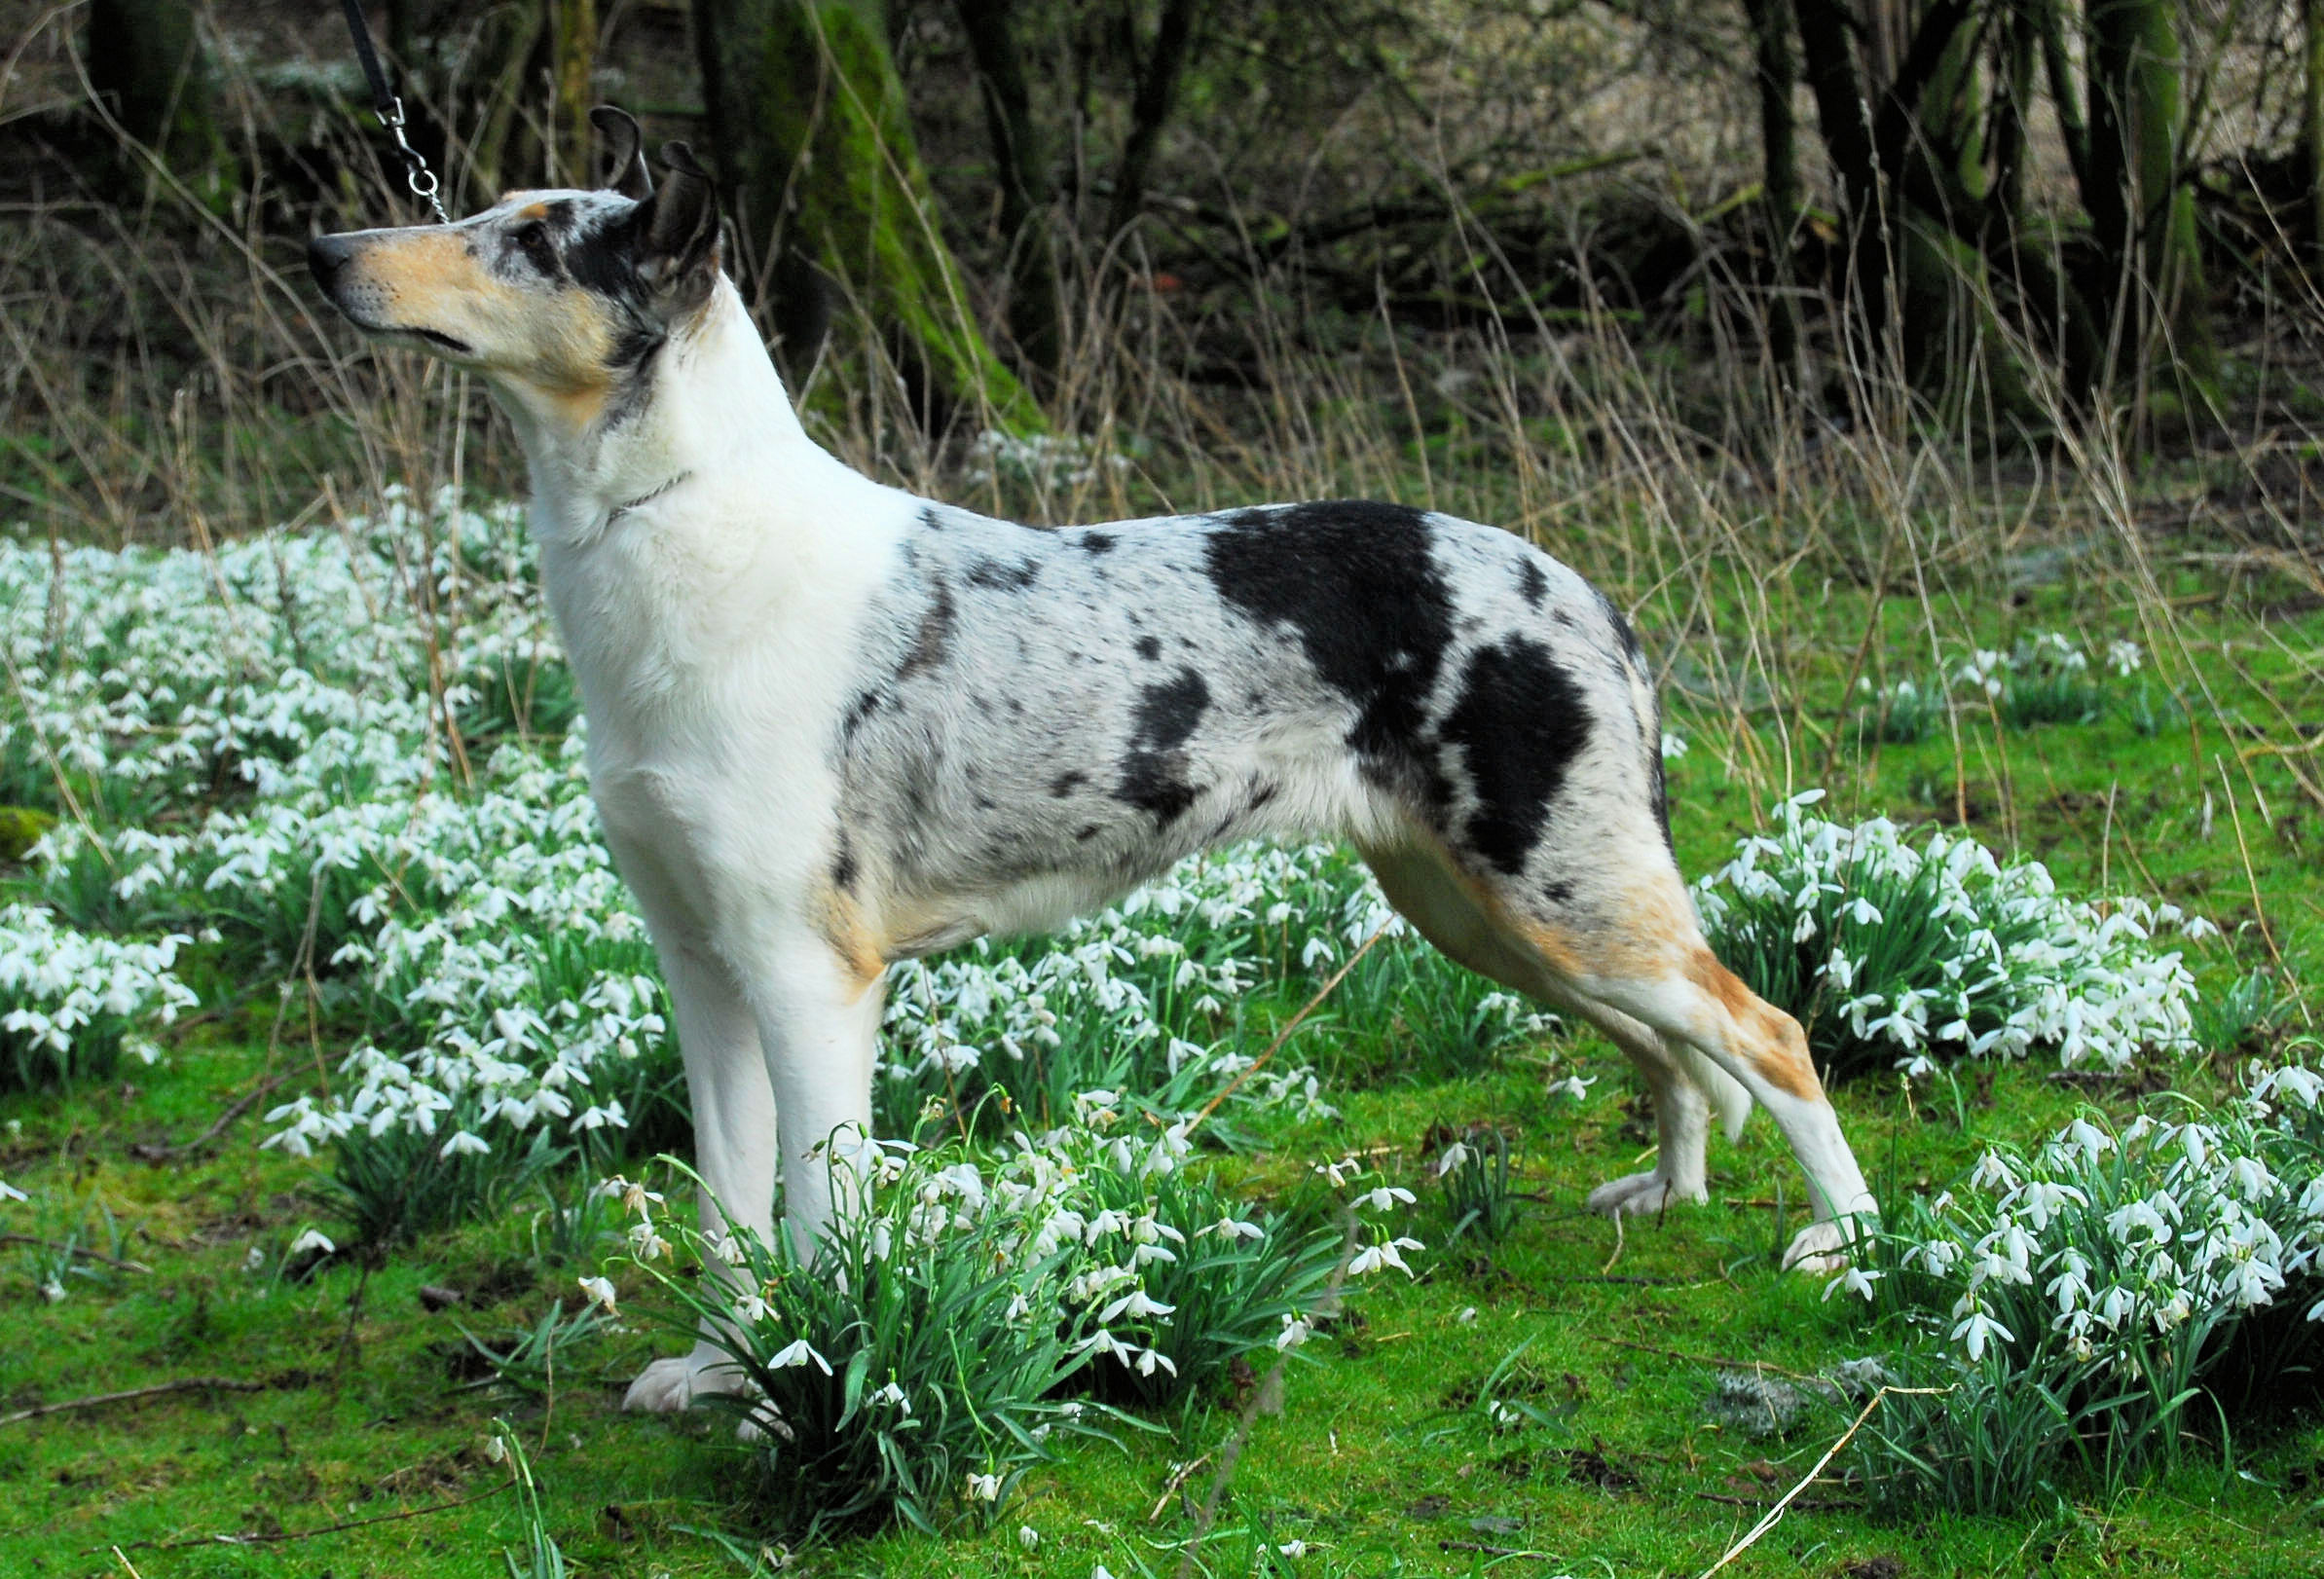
{"left": 6, "top": 501, "right": 2324, "bottom": 1576}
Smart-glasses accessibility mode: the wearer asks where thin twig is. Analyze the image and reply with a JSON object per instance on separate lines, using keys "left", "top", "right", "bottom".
{"left": 128, "top": 1073, "right": 287, "bottom": 1162}
{"left": 93, "top": 1481, "right": 513, "bottom": 1553}
{"left": 1145, "top": 1451, "right": 1212, "bottom": 1524}
{"left": 1188, "top": 923, "right": 1388, "bottom": 1131}
{"left": 1587, "top": 1335, "right": 1829, "bottom": 1386}
{"left": 1696, "top": 1491, "right": 1859, "bottom": 1510}
{"left": 0, "top": 1234, "right": 152, "bottom": 1273}
{"left": 1174, "top": 1208, "right": 1361, "bottom": 1578}
{"left": 2, "top": 1377, "right": 265, "bottom": 1427}
{"left": 1437, "top": 1538, "right": 1567, "bottom": 1559}
{"left": 1695, "top": 1384, "right": 1948, "bottom": 1579}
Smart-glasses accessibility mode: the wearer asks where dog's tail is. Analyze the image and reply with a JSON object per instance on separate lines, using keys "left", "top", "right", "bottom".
{"left": 1680, "top": 1045, "right": 1752, "bottom": 1142}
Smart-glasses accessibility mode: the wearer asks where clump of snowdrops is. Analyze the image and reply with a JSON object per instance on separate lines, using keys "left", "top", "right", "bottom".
{"left": 599, "top": 1101, "right": 1403, "bottom": 1535}
{"left": 1697, "top": 790, "right": 2209, "bottom": 1083}
{"left": 1851, "top": 630, "right": 2148, "bottom": 745}
{"left": 0, "top": 901, "right": 194, "bottom": 1089}
{"left": 1834, "top": 1057, "right": 2324, "bottom": 1511}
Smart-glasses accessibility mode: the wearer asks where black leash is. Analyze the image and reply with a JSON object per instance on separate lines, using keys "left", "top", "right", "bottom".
{"left": 336, "top": 0, "right": 452, "bottom": 223}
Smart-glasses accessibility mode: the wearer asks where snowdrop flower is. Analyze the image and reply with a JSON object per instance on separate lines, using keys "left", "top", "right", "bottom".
{"left": 1017, "top": 1525, "right": 1039, "bottom": 1551}
{"left": 1823, "top": 1265, "right": 1882, "bottom": 1302}
{"left": 1275, "top": 1313, "right": 1312, "bottom": 1350}
{"left": 1457, "top": 1306, "right": 1478, "bottom": 1325}
{"left": 577, "top": 1275, "right": 618, "bottom": 1314}
{"left": 1358, "top": 1186, "right": 1416, "bottom": 1212}
{"left": 1546, "top": 1074, "right": 1597, "bottom": 1101}
{"left": 288, "top": 1229, "right": 336, "bottom": 1258}
{"left": 0, "top": 1179, "right": 24, "bottom": 1204}
{"left": 1097, "top": 1288, "right": 1175, "bottom": 1324}
{"left": 1347, "top": 1236, "right": 1424, "bottom": 1277}
{"left": 41, "top": 1278, "right": 66, "bottom": 1304}
{"left": 768, "top": 1339, "right": 832, "bottom": 1375}
{"left": 1951, "top": 1307, "right": 2014, "bottom": 1362}
{"left": 965, "top": 1471, "right": 1002, "bottom": 1502}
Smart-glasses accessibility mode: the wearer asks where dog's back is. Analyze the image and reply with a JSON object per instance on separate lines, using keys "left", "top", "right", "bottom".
{"left": 829, "top": 497, "right": 1671, "bottom": 958}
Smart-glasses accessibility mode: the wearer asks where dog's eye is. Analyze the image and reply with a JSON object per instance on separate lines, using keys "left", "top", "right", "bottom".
{"left": 514, "top": 221, "right": 557, "bottom": 272}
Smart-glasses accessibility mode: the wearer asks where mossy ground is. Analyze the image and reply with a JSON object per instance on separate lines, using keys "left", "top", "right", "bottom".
{"left": 5, "top": 511, "right": 2323, "bottom": 1578}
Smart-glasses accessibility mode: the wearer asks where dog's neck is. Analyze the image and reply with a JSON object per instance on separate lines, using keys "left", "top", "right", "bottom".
{"left": 497, "top": 277, "right": 859, "bottom": 548}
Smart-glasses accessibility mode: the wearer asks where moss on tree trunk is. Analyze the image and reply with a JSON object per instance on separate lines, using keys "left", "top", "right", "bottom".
{"left": 695, "top": 0, "right": 1038, "bottom": 432}
{"left": 2086, "top": 0, "right": 2217, "bottom": 411}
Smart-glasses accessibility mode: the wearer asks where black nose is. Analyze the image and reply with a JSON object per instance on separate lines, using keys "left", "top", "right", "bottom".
{"left": 307, "top": 233, "right": 356, "bottom": 291}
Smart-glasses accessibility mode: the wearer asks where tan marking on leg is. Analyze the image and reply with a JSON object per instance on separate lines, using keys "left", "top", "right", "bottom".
{"left": 807, "top": 884, "right": 886, "bottom": 995}
{"left": 1685, "top": 948, "right": 1820, "bottom": 1102}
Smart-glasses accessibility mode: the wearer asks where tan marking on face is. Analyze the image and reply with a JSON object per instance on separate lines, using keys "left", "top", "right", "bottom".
{"left": 809, "top": 883, "right": 887, "bottom": 995}
{"left": 366, "top": 227, "right": 501, "bottom": 301}
{"left": 515, "top": 202, "right": 551, "bottom": 221}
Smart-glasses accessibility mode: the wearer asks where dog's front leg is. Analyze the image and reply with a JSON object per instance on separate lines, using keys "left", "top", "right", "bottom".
{"left": 744, "top": 936, "right": 887, "bottom": 1255}
{"left": 619, "top": 927, "right": 780, "bottom": 1413}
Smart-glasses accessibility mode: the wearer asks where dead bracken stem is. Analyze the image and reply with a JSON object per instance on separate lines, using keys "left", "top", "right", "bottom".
{"left": 1172, "top": 1206, "right": 1362, "bottom": 1579}
{"left": 1187, "top": 922, "right": 1389, "bottom": 1134}
{"left": 1695, "top": 1384, "right": 1952, "bottom": 1579}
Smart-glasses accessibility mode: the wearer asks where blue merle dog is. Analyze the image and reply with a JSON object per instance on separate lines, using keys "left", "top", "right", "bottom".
{"left": 307, "top": 111, "right": 1875, "bottom": 1413}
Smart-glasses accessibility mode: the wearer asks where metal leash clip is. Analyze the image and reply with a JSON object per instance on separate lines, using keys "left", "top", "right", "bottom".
{"left": 378, "top": 94, "right": 449, "bottom": 224}
{"left": 339, "top": 0, "right": 453, "bottom": 225}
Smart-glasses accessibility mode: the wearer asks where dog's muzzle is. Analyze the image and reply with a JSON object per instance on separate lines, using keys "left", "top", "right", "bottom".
{"left": 307, "top": 233, "right": 358, "bottom": 298}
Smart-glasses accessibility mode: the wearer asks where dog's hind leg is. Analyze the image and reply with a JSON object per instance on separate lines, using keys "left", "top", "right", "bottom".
{"left": 1360, "top": 836, "right": 1872, "bottom": 1268}
{"left": 1360, "top": 838, "right": 1733, "bottom": 1225}
{"left": 1520, "top": 888, "right": 1876, "bottom": 1271}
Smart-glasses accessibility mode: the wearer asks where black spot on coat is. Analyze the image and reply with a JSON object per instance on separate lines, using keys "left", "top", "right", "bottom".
{"left": 1202, "top": 501, "right": 1455, "bottom": 796}
{"left": 1438, "top": 637, "right": 1592, "bottom": 874}
{"left": 1135, "top": 635, "right": 1162, "bottom": 662}
{"left": 1114, "top": 668, "right": 1210, "bottom": 825}
{"left": 1515, "top": 555, "right": 1548, "bottom": 609}
{"left": 965, "top": 557, "right": 1041, "bottom": 591}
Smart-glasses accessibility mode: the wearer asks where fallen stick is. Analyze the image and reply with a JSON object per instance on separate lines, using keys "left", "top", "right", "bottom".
{"left": 2, "top": 1377, "right": 265, "bottom": 1427}
{"left": 1437, "top": 1539, "right": 1566, "bottom": 1559}
{"left": 129, "top": 1073, "right": 287, "bottom": 1161}
{"left": 92, "top": 1481, "right": 512, "bottom": 1553}
{"left": 1588, "top": 1335, "right": 1828, "bottom": 1385}
{"left": 0, "top": 1235, "right": 152, "bottom": 1273}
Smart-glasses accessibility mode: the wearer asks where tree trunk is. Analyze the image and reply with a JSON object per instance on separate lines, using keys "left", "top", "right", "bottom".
{"left": 548, "top": 0, "right": 600, "bottom": 185}
{"left": 953, "top": 0, "right": 1065, "bottom": 385}
{"left": 85, "top": 0, "right": 231, "bottom": 205}
{"left": 1793, "top": 0, "right": 1893, "bottom": 360}
{"left": 2305, "top": 0, "right": 2324, "bottom": 257}
{"left": 2086, "top": 0, "right": 2216, "bottom": 405}
{"left": 694, "top": 0, "right": 1039, "bottom": 431}
{"left": 1103, "top": 0, "right": 1201, "bottom": 244}
{"left": 1739, "top": 0, "right": 1802, "bottom": 380}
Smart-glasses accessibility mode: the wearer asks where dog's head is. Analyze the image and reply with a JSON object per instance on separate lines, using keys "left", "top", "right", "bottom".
{"left": 308, "top": 109, "right": 719, "bottom": 428}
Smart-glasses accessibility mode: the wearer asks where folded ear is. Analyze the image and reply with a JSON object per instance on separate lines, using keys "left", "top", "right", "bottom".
{"left": 590, "top": 105, "right": 652, "bottom": 201}
{"left": 634, "top": 140, "right": 719, "bottom": 303}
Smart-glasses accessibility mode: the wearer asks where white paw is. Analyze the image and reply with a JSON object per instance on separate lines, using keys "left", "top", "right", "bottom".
{"left": 621, "top": 1354, "right": 698, "bottom": 1413}
{"left": 1780, "top": 1218, "right": 1855, "bottom": 1273}
{"left": 620, "top": 1348, "right": 746, "bottom": 1413}
{"left": 1586, "top": 1170, "right": 1708, "bottom": 1220}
